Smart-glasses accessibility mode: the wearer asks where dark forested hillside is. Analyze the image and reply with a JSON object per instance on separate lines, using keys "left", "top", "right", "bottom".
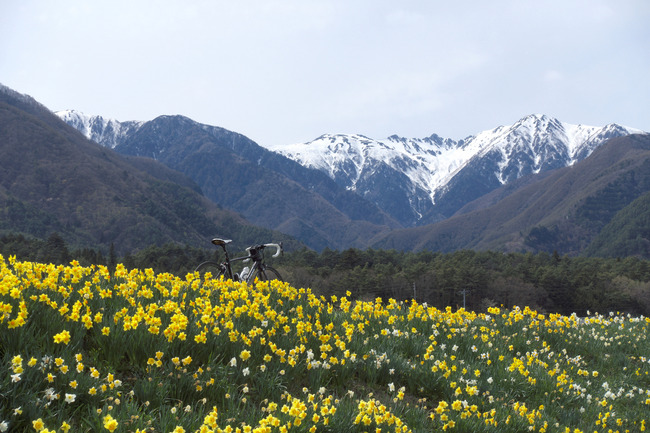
{"left": 277, "top": 247, "right": 650, "bottom": 317}
{"left": 0, "top": 86, "right": 298, "bottom": 255}
{"left": 584, "top": 191, "right": 650, "bottom": 258}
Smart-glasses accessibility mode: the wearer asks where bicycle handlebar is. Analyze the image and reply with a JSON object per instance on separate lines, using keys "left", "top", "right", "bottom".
{"left": 243, "top": 242, "right": 283, "bottom": 262}
{"left": 266, "top": 243, "right": 283, "bottom": 258}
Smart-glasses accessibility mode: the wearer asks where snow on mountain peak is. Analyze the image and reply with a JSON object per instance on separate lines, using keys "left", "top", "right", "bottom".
{"left": 55, "top": 110, "right": 143, "bottom": 149}
{"left": 270, "top": 115, "right": 646, "bottom": 223}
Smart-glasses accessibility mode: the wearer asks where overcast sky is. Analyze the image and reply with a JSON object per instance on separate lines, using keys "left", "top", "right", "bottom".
{"left": 1, "top": 0, "right": 648, "bottom": 147}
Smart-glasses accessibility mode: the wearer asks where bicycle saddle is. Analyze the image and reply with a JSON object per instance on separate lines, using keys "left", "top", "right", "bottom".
{"left": 211, "top": 238, "right": 232, "bottom": 246}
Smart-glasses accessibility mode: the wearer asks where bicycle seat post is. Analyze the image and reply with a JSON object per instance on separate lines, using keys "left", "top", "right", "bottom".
{"left": 221, "top": 244, "right": 230, "bottom": 262}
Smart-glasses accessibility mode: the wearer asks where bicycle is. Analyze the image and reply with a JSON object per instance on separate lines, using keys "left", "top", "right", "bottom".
{"left": 194, "top": 238, "right": 283, "bottom": 283}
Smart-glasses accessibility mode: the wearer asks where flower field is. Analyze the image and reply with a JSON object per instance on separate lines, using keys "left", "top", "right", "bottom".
{"left": 1, "top": 254, "right": 650, "bottom": 432}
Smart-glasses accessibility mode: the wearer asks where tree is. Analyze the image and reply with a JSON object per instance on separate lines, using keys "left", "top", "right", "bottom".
{"left": 40, "top": 232, "right": 71, "bottom": 265}
{"left": 109, "top": 243, "right": 117, "bottom": 271}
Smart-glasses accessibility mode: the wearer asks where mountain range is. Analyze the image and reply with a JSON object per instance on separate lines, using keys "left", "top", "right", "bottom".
{"left": 57, "top": 109, "right": 646, "bottom": 243}
{"left": 2, "top": 82, "right": 649, "bottom": 257}
{"left": 56, "top": 110, "right": 400, "bottom": 250}
{"left": 269, "top": 116, "right": 644, "bottom": 226}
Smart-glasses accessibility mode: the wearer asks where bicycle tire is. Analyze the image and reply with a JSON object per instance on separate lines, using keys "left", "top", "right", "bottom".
{"left": 195, "top": 261, "right": 225, "bottom": 280}
{"left": 249, "top": 265, "right": 283, "bottom": 283}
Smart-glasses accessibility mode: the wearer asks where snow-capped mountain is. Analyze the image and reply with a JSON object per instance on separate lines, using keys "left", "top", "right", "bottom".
{"left": 269, "top": 115, "right": 645, "bottom": 226}
{"left": 56, "top": 109, "right": 646, "bottom": 229}
{"left": 56, "top": 110, "right": 143, "bottom": 149}
{"left": 54, "top": 110, "right": 400, "bottom": 250}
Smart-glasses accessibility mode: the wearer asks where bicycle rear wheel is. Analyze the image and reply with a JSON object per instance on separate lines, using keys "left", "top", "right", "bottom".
{"left": 195, "top": 261, "right": 225, "bottom": 280}
{"left": 249, "top": 265, "right": 283, "bottom": 283}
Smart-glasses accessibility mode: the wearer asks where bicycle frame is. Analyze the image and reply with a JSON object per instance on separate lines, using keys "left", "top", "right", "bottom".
{"left": 197, "top": 239, "right": 283, "bottom": 283}
{"left": 221, "top": 251, "right": 260, "bottom": 282}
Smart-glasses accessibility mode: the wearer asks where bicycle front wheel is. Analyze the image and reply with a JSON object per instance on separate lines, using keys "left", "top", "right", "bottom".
{"left": 249, "top": 265, "right": 283, "bottom": 283}
{"left": 195, "top": 261, "right": 225, "bottom": 280}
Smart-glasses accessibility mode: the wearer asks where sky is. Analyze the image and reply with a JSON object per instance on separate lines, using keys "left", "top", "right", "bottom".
{"left": 1, "top": 0, "right": 649, "bottom": 148}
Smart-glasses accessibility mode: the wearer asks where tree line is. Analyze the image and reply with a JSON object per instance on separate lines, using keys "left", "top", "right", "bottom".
{"left": 2, "top": 232, "right": 649, "bottom": 317}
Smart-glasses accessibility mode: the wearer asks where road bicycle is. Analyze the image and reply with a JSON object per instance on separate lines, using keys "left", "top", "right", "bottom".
{"left": 194, "top": 238, "right": 283, "bottom": 283}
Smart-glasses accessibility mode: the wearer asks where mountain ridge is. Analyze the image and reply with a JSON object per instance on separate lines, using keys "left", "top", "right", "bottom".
{"left": 269, "top": 114, "right": 645, "bottom": 226}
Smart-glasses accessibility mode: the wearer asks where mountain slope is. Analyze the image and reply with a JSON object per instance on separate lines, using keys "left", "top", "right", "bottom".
{"left": 56, "top": 111, "right": 400, "bottom": 250}
{"left": 371, "top": 134, "right": 650, "bottom": 256}
{"left": 270, "top": 115, "right": 644, "bottom": 226}
{"left": 0, "top": 84, "right": 295, "bottom": 255}
{"left": 582, "top": 190, "right": 650, "bottom": 258}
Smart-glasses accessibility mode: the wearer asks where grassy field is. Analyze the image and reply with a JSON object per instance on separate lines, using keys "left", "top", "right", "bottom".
{"left": 1, "top": 254, "right": 649, "bottom": 432}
